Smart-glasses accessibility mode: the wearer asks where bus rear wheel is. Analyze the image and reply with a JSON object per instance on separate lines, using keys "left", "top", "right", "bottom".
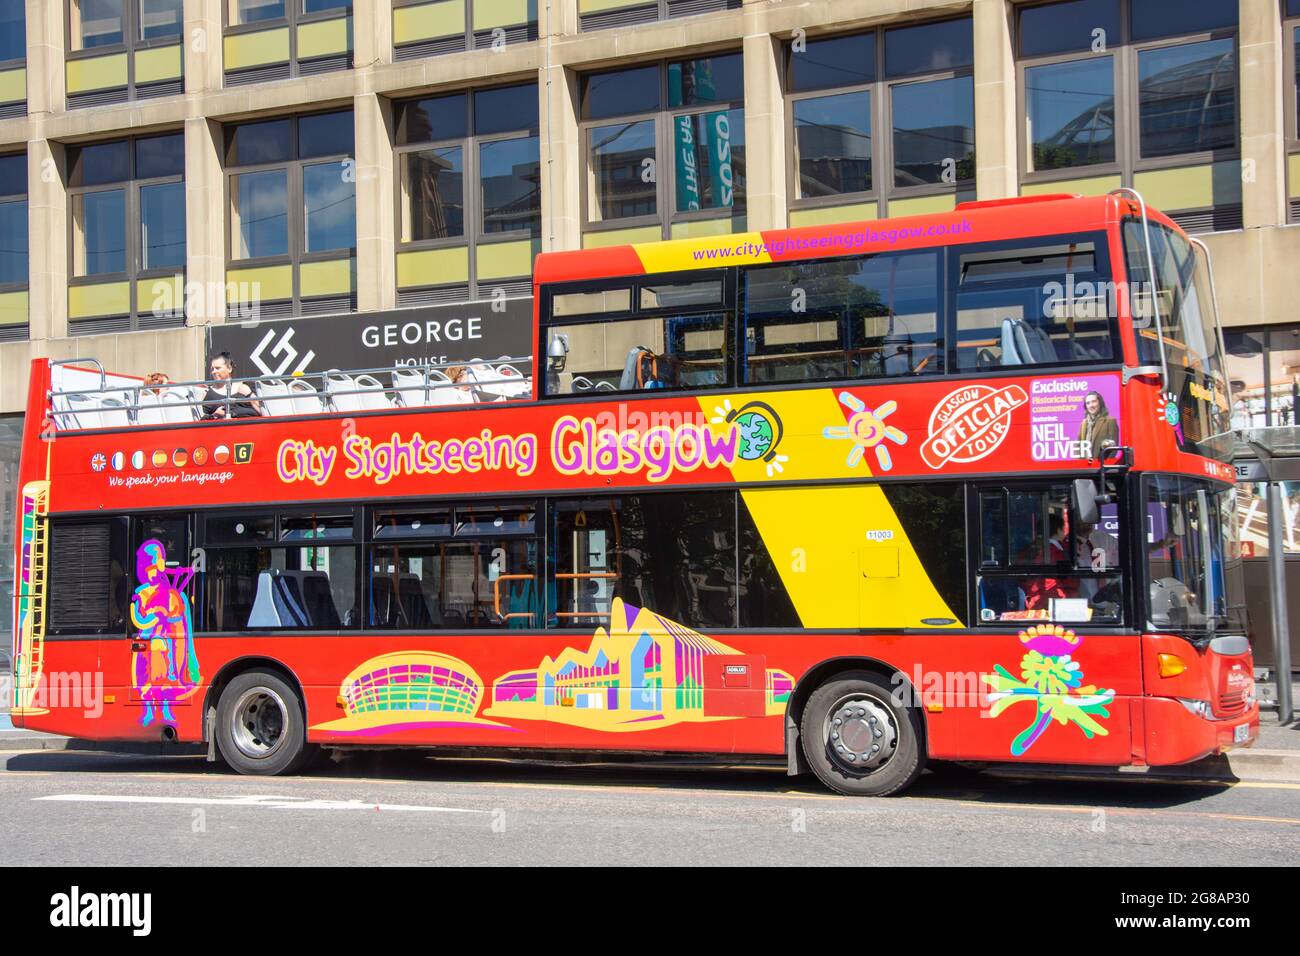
{"left": 800, "top": 671, "right": 925, "bottom": 796}
{"left": 215, "top": 669, "right": 315, "bottom": 776}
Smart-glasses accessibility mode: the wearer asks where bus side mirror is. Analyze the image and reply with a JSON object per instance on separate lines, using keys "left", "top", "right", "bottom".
{"left": 1073, "top": 479, "right": 1101, "bottom": 526}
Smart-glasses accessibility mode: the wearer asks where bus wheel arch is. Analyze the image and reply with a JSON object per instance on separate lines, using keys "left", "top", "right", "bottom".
{"left": 786, "top": 658, "right": 929, "bottom": 795}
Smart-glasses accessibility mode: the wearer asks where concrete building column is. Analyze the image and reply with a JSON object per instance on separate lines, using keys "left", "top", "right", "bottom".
{"left": 184, "top": 0, "right": 225, "bottom": 95}
{"left": 1239, "top": 0, "right": 1287, "bottom": 229}
{"left": 26, "top": 138, "right": 66, "bottom": 341}
{"left": 354, "top": 92, "right": 396, "bottom": 312}
{"left": 355, "top": 0, "right": 394, "bottom": 70}
{"left": 539, "top": 0, "right": 581, "bottom": 252}
{"left": 24, "top": 0, "right": 64, "bottom": 117}
{"left": 539, "top": 65, "right": 581, "bottom": 253}
{"left": 972, "top": 0, "right": 1018, "bottom": 200}
{"left": 184, "top": 118, "right": 226, "bottom": 327}
{"left": 741, "top": 31, "right": 787, "bottom": 232}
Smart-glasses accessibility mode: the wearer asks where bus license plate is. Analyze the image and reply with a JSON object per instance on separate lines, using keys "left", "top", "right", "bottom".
{"left": 1234, "top": 724, "right": 1250, "bottom": 743}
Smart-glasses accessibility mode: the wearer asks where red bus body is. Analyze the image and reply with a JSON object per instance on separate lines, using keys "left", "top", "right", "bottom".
{"left": 9, "top": 194, "right": 1258, "bottom": 779}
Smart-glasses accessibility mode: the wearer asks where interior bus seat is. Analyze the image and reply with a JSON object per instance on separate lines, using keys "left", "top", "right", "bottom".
{"left": 352, "top": 373, "right": 396, "bottom": 411}
{"left": 271, "top": 573, "right": 311, "bottom": 627}
{"left": 136, "top": 389, "right": 168, "bottom": 426}
{"left": 64, "top": 393, "right": 102, "bottom": 429}
{"left": 255, "top": 378, "right": 293, "bottom": 417}
{"left": 429, "top": 370, "right": 474, "bottom": 406}
{"left": 369, "top": 574, "right": 397, "bottom": 626}
{"left": 1000, "top": 317, "right": 1057, "bottom": 366}
{"left": 285, "top": 571, "right": 342, "bottom": 627}
{"left": 476, "top": 364, "right": 531, "bottom": 401}
{"left": 50, "top": 392, "right": 79, "bottom": 430}
{"left": 160, "top": 386, "right": 201, "bottom": 423}
{"left": 287, "top": 378, "right": 325, "bottom": 415}
{"left": 98, "top": 394, "right": 133, "bottom": 428}
{"left": 248, "top": 572, "right": 284, "bottom": 628}
{"left": 396, "top": 573, "right": 436, "bottom": 627}
{"left": 391, "top": 367, "right": 428, "bottom": 408}
{"left": 324, "top": 371, "right": 362, "bottom": 412}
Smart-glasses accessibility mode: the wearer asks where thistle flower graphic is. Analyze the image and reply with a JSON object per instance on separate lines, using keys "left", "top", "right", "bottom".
{"left": 982, "top": 625, "right": 1115, "bottom": 756}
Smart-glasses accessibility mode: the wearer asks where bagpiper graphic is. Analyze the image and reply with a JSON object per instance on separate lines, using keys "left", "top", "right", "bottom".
{"left": 130, "top": 540, "right": 202, "bottom": 726}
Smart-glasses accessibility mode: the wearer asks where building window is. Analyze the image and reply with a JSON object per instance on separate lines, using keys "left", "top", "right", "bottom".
{"left": 0, "top": 154, "right": 27, "bottom": 342}
{"left": 392, "top": 0, "right": 539, "bottom": 61}
{"left": 1286, "top": 0, "right": 1300, "bottom": 222}
{"left": 786, "top": 18, "right": 974, "bottom": 219}
{"left": 0, "top": 3, "right": 22, "bottom": 117}
{"left": 226, "top": 111, "right": 356, "bottom": 315}
{"left": 581, "top": 54, "right": 746, "bottom": 242}
{"left": 224, "top": 1, "right": 353, "bottom": 86}
{"left": 66, "top": 1, "right": 185, "bottom": 108}
{"left": 1016, "top": 0, "right": 1240, "bottom": 232}
{"left": 1225, "top": 326, "right": 1300, "bottom": 436}
{"left": 67, "top": 134, "right": 185, "bottom": 334}
{"left": 578, "top": 0, "right": 740, "bottom": 33}
{"left": 0, "top": 2, "right": 23, "bottom": 61}
{"left": 394, "top": 83, "right": 540, "bottom": 302}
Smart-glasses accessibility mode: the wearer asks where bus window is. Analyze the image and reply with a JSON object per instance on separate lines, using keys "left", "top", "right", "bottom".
{"left": 549, "top": 493, "right": 736, "bottom": 629}
{"left": 369, "top": 540, "right": 540, "bottom": 629}
{"left": 1123, "top": 221, "right": 1220, "bottom": 375}
{"left": 544, "top": 313, "right": 731, "bottom": 394}
{"left": 976, "top": 485, "right": 1123, "bottom": 625}
{"left": 204, "top": 545, "right": 358, "bottom": 631}
{"left": 955, "top": 239, "right": 1115, "bottom": 371}
{"left": 200, "top": 511, "right": 359, "bottom": 631}
{"left": 48, "top": 518, "right": 130, "bottom": 636}
{"left": 367, "top": 503, "right": 540, "bottom": 629}
{"left": 742, "top": 250, "right": 942, "bottom": 384}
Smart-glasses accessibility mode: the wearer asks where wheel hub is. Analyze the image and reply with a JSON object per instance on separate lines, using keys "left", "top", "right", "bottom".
{"left": 231, "top": 688, "right": 288, "bottom": 760}
{"left": 826, "top": 696, "right": 897, "bottom": 773}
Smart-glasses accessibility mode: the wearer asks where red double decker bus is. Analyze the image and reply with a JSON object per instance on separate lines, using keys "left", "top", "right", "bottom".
{"left": 9, "top": 191, "right": 1257, "bottom": 795}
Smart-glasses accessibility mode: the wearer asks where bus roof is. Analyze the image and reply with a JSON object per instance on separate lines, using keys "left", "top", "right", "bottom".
{"left": 532, "top": 193, "right": 1179, "bottom": 286}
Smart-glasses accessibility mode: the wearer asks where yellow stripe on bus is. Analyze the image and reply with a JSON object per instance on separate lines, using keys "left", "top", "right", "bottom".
{"left": 695, "top": 389, "right": 961, "bottom": 629}
{"left": 632, "top": 231, "right": 771, "bottom": 274}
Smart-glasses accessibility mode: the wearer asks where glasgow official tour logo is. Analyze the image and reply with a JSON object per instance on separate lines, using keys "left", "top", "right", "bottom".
{"left": 921, "top": 383, "right": 1029, "bottom": 469}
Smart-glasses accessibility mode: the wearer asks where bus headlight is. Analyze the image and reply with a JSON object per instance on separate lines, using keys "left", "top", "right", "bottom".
{"left": 1177, "top": 698, "right": 1212, "bottom": 719}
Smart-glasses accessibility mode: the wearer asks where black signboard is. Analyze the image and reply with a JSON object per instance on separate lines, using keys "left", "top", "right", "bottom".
{"left": 206, "top": 297, "right": 534, "bottom": 378}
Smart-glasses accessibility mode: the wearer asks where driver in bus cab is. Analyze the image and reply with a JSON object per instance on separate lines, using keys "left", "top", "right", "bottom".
{"left": 1023, "top": 513, "right": 1074, "bottom": 610}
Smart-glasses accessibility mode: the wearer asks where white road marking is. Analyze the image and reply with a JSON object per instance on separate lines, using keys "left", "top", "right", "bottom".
{"left": 35, "top": 793, "right": 487, "bottom": 813}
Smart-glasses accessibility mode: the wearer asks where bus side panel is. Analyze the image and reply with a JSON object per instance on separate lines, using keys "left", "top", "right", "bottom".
{"left": 83, "top": 626, "right": 1150, "bottom": 768}
{"left": 17, "top": 639, "right": 103, "bottom": 738}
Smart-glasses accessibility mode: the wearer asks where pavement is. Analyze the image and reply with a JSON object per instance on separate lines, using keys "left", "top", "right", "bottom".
{"left": 2, "top": 747, "right": 1298, "bottom": 866}
{"left": 5, "top": 694, "right": 1299, "bottom": 784}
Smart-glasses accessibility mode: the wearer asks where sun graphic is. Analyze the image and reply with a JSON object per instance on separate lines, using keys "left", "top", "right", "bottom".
{"left": 822, "top": 392, "right": 907, "bottom": 471}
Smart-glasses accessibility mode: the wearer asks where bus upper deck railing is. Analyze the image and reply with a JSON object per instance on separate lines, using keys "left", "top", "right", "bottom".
{"left": 46, "top": 357, "right": 535, "bottom": 432}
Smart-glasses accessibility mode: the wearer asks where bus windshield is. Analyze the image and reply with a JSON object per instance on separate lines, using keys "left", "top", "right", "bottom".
{"left": 1145, "top": 476, "right": 1247, "bottom": 636}
{"left": 1124, "top": 221, "right": 1234, "bottom": 462}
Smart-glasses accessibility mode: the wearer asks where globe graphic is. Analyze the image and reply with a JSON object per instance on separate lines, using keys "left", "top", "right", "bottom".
{"left": 734, "top": 410, "right": 774, "bottom": 460}
{"left": 1165, "top": 404, "right": 1180, "bottom": 426}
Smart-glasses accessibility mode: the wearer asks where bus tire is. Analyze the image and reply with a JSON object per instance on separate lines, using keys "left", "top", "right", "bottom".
{"left": 800, "top": 671, "right": 925, "bottom": 796}
{"left": 215, "top": 669, "right": 315, "bottom": 776}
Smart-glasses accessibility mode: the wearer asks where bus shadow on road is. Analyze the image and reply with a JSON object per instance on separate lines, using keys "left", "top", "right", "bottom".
{"left": 3, "top": 748, "right": 1239, "bottom": 809}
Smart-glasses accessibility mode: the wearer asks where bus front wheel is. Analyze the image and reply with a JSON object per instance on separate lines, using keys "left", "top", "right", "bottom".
{"left": 800, "top": 671, "right": 925, "bottom": 796}
{"left": 215, "top": 669, "right": 315, "bottom": 776}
